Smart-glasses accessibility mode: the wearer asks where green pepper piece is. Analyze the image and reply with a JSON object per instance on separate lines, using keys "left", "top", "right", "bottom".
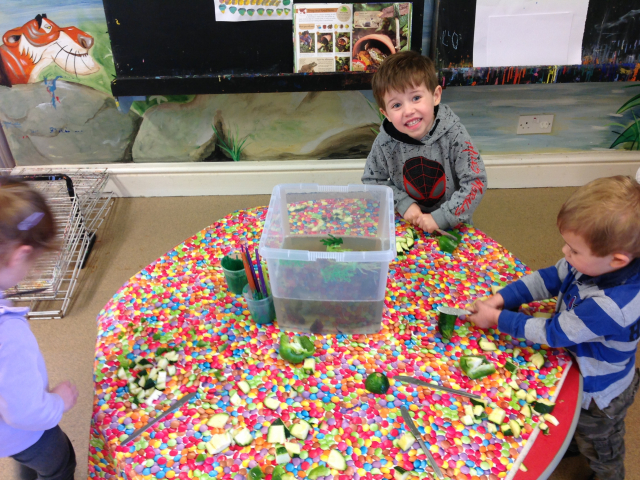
{"left": 459, "top": 355, "right": 497, "bottom": 380}
{"left": 307, "top": 466, "right": 331, "bottom": 479}
{"left": 248, "top": 466, "right": 265, "bottom": 480}
{"left": 279, "top": 334, "right": 316, "bottom": 364}
{"left": 438, "top": 311, "right": 456, "bottom": 341}
{"left": 271, "top": 465, "right": 286, "bottom": 480}
{"left": 438, "top": 232, "right": 461, "bottom": 254}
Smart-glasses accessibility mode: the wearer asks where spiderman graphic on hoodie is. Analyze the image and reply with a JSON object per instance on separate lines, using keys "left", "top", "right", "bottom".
{"left": 362, "top": 104, "right": 487, "bottom": 230}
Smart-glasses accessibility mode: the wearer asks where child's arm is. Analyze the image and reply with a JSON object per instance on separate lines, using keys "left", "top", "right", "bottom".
{"left": 430, "top": 126, "right": 487, "bottom": 230}
{"left": 361, "top": 140, "right": 419, "bottom": 220}
{"left": 498, "top": 259, "right": 569, "bottom": 309}
{"left": 0, "top": 321, "right": 65, "bottom": 430}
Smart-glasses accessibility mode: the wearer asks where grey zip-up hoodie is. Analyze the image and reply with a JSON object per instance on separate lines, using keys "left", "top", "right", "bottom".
{"left": 361, "top": 103, "right": 487, "bottom": 230}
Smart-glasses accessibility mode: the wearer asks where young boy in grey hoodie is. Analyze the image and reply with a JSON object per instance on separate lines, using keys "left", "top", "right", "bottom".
{"left": 362, "top": 51, "right": 487, "bottom": 233}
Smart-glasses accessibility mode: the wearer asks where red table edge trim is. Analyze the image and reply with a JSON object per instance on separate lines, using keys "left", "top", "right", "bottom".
{"left": 538, "top": 369, "right": 583, "bottom": 479}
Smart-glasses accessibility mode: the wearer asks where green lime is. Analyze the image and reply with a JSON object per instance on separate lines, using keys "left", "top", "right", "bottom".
{"left": 364, "top": 372, "right": 390, "bottom": 394}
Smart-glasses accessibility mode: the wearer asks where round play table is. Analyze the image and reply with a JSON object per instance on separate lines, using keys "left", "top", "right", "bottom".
{"left": 89, "top": 206, "right": 581, "bottom": 480}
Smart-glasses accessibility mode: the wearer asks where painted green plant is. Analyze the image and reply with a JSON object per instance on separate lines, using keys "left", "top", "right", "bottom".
{"left": 367, "top": 99, "right": 385, "bottom": 135}
{"left": 212, "top": 124, "right": 251, "bottom": 161}
{"left": 610, "top": 84, "right": 640, "bottom": 150}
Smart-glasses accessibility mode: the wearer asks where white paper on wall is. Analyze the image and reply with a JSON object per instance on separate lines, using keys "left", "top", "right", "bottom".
{"left": 473, "top": 0, "right": 590, "bottom": 67}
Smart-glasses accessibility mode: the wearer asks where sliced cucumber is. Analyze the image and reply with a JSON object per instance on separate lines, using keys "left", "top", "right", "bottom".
{"left": 473, "top": 405, "right": 485, "bottom": 417}
{"left": 461, "top": 415, "right": 475, "bottom": 426}
{"left": 156, "top": 371, "right": 167, "bottom": 385}
{"left": 470, "top": 397, "right": 488, "bottom": 407}
{"left": 516, "top": 389, "right": 528, "bottom": 400}
{"left": 166, "top": 364, "right": 176, "bottom": 377}
{"left": 394, "top": 466, "right": 411, "bottom": 480}
{"left": 267, "top": 425, "right": 286, "bottom": 445}
{"left": 230, "top": 392, "right": 243, "bottom": 406}
{"left": 544, "top": 413, "right": 560, "bottom": 426}
{"left": 275, "top": 446, "right": 291, "bottom": 464}
{"left": 479, "top": 339, "right": 497, "bottom": 351}
{"left": 505, "top": 361, "right": 518, "bottom": 373}
{"left": 233, "top": 427, "right": 253, "bottom": 446}
{"left": 508, "top": 379, "right": 520, "bottom": 391}
{"left": 521, "top": 405, "right": 532, "bottom": 418}
{"left": 526, "top": 389, "right": 538, "bottom": 404}
{"left": 155, "top": 382, "right": 166, "bottom": 391}
{"left": 207, "top": 413, "right": 230, "bottom": 429}
{"left": 284, "top": 441, "right": 301, "bottom": 456}
{"left": 327, "top": 449, "right": 347, "bottom": 471}
{"left": 488, "top": 407, "right": 506, "bottom": 424}
{"left": 290, "top": 420, "right": 311, "bottom": 440}
{"left": 533, "top": 399, "right": 556, "bottom": 414}
{"left": 263, "top": 396, "right": 280, "bottom": 410}
{"left": 530, "top": 352, "right": 545, "bottom": 369}
{"left": 307, "top": 466, "right": 331, "bottom": 480}
{"left": 148, "top": 367, "right": 159, "bottom": 380}
{"left": 237, "top": 381, "right": 251, "bottom": 394}
{"left": 464, "top": 405, "right": 474, "bottom": 417}
{"left": 487, "top": 422, "right": 498, "bottom": 434}
{"left": 157, "top": 358, "right": 169, "bottom": 370}
{"left": 512, "top": 348, "right": 521, "bottom": 359}
{"left": 509, "top": 420, "right": 521, "bottom": 437}
{"left": 519, "top": 463, "right": 528, "bottom": 472}
{"left": 164, "top": 351, "right": 180, "bottom": 362}
{"left": 501, "top": 423, "right": 513, "bottom": 436}
{"left": 117, "top": 367, "right": 128, "bottom": 380}
{"left": 406, "top": 236, "right": 414, "bottom": 248}
{"left": 207, "top": 433, "right": 232, "bottom": 454}
{"left": 303, "top": 357, "right": 316, "bottom": 373}
{"left": 501, "top": 387, "right": 512, "bottom": 399}
{"left": 398, "top": 432, "right": 416, "bottom": 451}
{"left": 539, "top": 422, "right": 550, "bottom": 435}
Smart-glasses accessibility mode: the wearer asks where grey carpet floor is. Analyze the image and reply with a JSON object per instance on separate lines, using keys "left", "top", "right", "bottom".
{"left": 1, "top": 188, "right": 638, "bottom": 479}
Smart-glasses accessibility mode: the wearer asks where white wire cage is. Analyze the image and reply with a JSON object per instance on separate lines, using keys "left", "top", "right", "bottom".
{"left": 1, "top": 168, "right": 114, "bottom": 318}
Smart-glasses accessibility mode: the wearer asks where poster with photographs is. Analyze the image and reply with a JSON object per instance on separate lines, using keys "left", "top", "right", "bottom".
{"left": 352, "top": 3, "right": 412, "bottom": 71}
{"left": 213, "top": 0, "right": 293, "bottom": 22}
{"left": 294, "top": 4, "right": 352, "bottom": 73}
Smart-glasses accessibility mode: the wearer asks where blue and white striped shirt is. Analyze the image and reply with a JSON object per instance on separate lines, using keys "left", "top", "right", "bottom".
{"left": 498, "top": 258, "right": 640, "bottom": 409}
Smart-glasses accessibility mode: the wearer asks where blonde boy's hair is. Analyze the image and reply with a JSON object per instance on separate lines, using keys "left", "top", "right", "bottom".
{"left": 372, "top": 51, "right": 439, "bottom": 110}
{"left": 557, "top": 176, "right": 640, "bottom": 257}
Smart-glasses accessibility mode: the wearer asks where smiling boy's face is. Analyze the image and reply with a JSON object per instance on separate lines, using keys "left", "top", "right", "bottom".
{"left": 380, "top": 82, "right": 442, "bottom": 140}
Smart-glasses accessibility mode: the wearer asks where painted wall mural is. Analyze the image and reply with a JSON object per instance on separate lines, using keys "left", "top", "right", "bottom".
{"left": 0, "top": 0, "right": 639, "bottom": 167}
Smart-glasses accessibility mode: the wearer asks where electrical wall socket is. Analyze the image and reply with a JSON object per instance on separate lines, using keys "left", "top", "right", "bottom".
{"left": 517, "top": 114, "right": 554, "bottom": 135}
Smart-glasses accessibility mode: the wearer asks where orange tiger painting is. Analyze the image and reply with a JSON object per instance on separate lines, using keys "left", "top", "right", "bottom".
{"left": 0, "top": 14, "right": 100, "bottom": 87}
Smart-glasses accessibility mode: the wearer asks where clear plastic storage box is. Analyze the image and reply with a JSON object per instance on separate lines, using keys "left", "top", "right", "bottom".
{"left": 258, "top": 184, "right": 395, "bottom": 334}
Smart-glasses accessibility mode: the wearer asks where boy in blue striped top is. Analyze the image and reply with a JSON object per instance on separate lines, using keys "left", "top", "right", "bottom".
{"left": 469, "top": 176, "right": 640, "bottom": 480}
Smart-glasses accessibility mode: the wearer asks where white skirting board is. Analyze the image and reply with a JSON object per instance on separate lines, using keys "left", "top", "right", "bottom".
{"left": 20, "top": 151, "right": 640, "bottom": 197}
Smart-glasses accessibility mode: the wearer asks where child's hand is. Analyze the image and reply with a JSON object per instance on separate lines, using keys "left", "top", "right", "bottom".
{"left": 468, "top": 297, "right": 502, "bottom": 330}
{"left": 51, "top": 381, "right": 78, "bottom": 412}
{"left": 415, "top": 213, "right": 439, "bottom": 233}
{"left": 403, "top": 203, "right": 422, "bottom": 224}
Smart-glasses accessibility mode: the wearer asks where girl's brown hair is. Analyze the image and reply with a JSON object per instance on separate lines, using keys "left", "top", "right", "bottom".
{"left": 557, "top": 175, "right": 640, "bottom": 257}
{"left": 0, "top": 177, "right": 56, "bottom": 264}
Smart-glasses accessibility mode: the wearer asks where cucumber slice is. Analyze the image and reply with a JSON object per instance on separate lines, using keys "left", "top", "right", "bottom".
{"left": 233, "top": 427, "right": 254, "bottom": 446}
{"left": 464, "top": 405, "right": 474, "bottom": 417}
{"left": 156, "top": 371, "right": 167, "bottom": 385}
{"left": 164, "top": 351, "right": 180, "bottom": 362}
{"left": 207, "top": 433, "right": 232, "bottom": 454}
{"left": 533, "top": 399, "right": 556, "bottom": 414}
{"left": 155, "top": 382, "right": 166, "bottom": 391}
{"left": 461, "top": 415, "right": 475, "bottom": 426}
{"left": 157, "top": 358, "right": 169, "bottom": 370}
{"left": 267, "top": 425, "right": 286, "bottom": 445}
{"left": 148, "top": 367, "right": 159, "bottom": 380}
{"left": 406, "top": 236, "right": 414, "bottom": 248}
{"left": 398, "top": 432, "right": 416, "bottom": 451}
{"left": 275, "top": 446, "right": 291, "bottom": 464}
{"left": 539, "top": 422, "right": 550, "bottom": 435}
{"left": 526, "top": 389, "right": 538, "bottom": 404}
{"left": 509, "top": 420, "right": 522, "bottom": 437}
{"left": 530, "top": 352, "right": 545, "bottom": 369}
{"left": 394, "top": 466, "right": 411, "bottom": 480}
{"left": 303, "top": 357, "right": 316, "bottom": 373}
{"left": 144, "top": 389, "right": 162, "bottom": 405}
{"left": 473, "top": 405, "right": 484, "bottom": 417}
{"left": 237, "top": 381, "right": 251, "bottom": 394}
{"left": 143, "top": 378, "right": 156, "bottom": 390}
{"left": 501, "top": 387, "right": 512, "bottom": 399}
{"left": 501, "top": 423, "right": 513, "bottom": 436}
{"left": 505, "top": 361, "right": 518, "bottom": 373}
{"left": 513, "top": 348, "right": 521, "bottom": 359}
{"left": 207, "top": 413, "right": 230, "bottom": 429}
{"left": 117, "top": 367, "right": 128, "bottom": 380}
{"left": 508, "top": 379, "right": 520, "bottom": 391}
{"left": 516, "top": 389, "right": 528, "bottom": 400}
{"left": 487, "top": 422, "right": 498, "bottom": 434}
{"left": 281, "top": 475, "right": 295, "bottom": 480}
{"left": 519, "top": 463, "right": 528, "bottom": 472}
{"left": 166, "top": 365, "right": 176, "bottom": 376}
{"left": 290, "top": 420, "right": 311, "bottom": 440}
{"left": 284, "top": 441, "right": 301, "bottom": 456}
{"left": 488, "top": 407, "right": 506, "bottom": 424}
{"left": 521, "top": 405, "right": 532, "bottom": 418}
{"left": 327, "top": 449, "right": 347, "bottom": 471}
{"left": 479, "top": 339, "right": 497, "bottom": 351}
{"left": 396, "top": 243, "right": 405, "bottom": 255}
{"left": 230, "top": 392, "right": 243, "bottom": 406}
{"left": 307, "top": 467, "right": 331, "bottom": 480}
{"left": 264, "top": 396, "right": 280, "bottom": 410}
{"left": 470, "top": 397, "right": 488, "bottom": 407}
{"left": 544, "top": 413, "right": 560, "bottom": 426}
